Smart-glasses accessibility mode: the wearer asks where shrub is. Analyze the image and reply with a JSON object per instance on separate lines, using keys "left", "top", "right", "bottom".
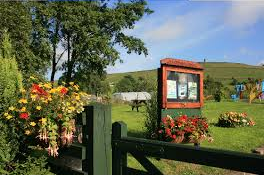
{"left": 10, "top": 156, "right": 54, "bottom": 175}
{"left": 0, "top": 31, "right": 23, "bottom": 114}
{"left": 158, "top": 115, "right": 213, "bottom": 144}
{"left": 217, "top": 112, "right": 255, "bottom": 127}
{"left": 0, "top": 120, "right": 19, "bottom": 174}
{"left": 144, "top": 91, "right": 159, "bottom": 139}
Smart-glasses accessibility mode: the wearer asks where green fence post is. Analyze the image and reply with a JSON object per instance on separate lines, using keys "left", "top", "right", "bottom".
{"left": 84, "top": 104, "right": 112, "bottom": 175}
{"left": 112, "top": 121, "right": 128, "bottom": 175}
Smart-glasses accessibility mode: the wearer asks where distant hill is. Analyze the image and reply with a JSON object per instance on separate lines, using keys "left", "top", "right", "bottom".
{"left": 107, "top": 62, "right": 264, "bottom": 85}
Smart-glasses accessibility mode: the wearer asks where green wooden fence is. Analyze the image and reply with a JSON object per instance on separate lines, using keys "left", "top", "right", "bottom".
{"left": 49, "top": 104, "right": 111, "bottom": 175}
{"left": 112, "top": 121, "right": 264, "bottom": 175}
{"left": 50, "top": 104, "right": 264, "bottom": 175}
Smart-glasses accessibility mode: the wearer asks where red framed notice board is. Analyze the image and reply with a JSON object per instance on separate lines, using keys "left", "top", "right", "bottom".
{"left": 160, "top": 58, "right": 204, "bottom": 109}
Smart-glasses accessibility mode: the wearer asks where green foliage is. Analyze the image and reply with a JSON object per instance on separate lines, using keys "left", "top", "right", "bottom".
{"left": 204, "top": 75, "right": 224, "bottom": 101}
{"left": 115, "top": 75, "right": 156, "bottom": 93}
{"left": 144, "top": 91, "right": 159, "bottom": 139}
{"left": 115, "top": 75, "right": 136, "bottom": 92}
{"left": 32, "top": 1, "right": 152, "bottom": 82}
{"left": 0, "top": 32, "right": 23, "bottom": 113}
{"left": 0, "top": 120, "right": 19, "bottom": 174}
{"left": 11, "top": 156, "right": 54, "bottom": 175}
{"left": 230, "top": 77, "right": 238, "bottom": 85}
{"left": 0, "top": 2, "right": 49, "bottom": 77}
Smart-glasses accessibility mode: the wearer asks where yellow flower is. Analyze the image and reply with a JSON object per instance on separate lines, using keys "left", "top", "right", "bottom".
{"left": 49, "top": 89, "right": 56, "bottom": 93}
{"left": 31, "top": 94, "right": 37, "bottom": 100}
{"left": 21, "top": 107, "right": 26, "bottom": 112}
{"left": 66, "top": 102, "right": 71, "bottom": 106}
{"left": 30, "top": 76, "right": 36, "bottom": 80}
{"left": 25, "top": 130, "right": 31, "bottom": 135}
{"left": 39, "top": 118, "right": 47, "bottom": 125}
{"left": 19, "top": 99, "right": 28, "bottom": 104}
{"left": 6, "top": 115, "right": 13, "bottom": 120}
{"left": 36, "top": 106, "right": 42, "bottom": 110}
{"left": 48, "top": 97, "right": 52, "bottom": 101}
{"left": 30, "top": 122, "right": 36, "bottom": 126}
{"left": 4, "top": 113, "right": 8, "bottom": 117}
{"left": 43, "top": 83, "right": 52, "bottom": 89}
{"left": 20, "top": 88, "right": 26, "bottom": 93}
{"left": 73, "top": 85, "right": 79, "bottom": 91}
{"left": 69, "top": 82, "right": 74, "bottom": 85}
{"left": 9, "top": 106, "right": 15, "bottom": 111}
{"left": 68, "top": 106, "right": 75, "bottom": 111}
{"left": 75, "top": 95, "right": 80, "bottom": 100}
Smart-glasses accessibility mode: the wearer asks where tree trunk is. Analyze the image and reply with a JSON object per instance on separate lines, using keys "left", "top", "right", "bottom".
{"left": 65, "top": 33, "right": 73, "bottom": 84}
{"left": 50, "top": 44, "right": 57, "bottom": 82}
{"left": 50, "top": 19, "right": 60, "bottom": 82}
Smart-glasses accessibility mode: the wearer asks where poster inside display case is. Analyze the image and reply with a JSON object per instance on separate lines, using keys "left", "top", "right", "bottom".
{"left": 166, "top": 71, "right": 199, "bottom": 102}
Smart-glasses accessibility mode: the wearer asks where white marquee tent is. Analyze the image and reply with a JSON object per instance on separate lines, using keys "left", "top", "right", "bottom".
{"left": 112, "top": 92, "right": 151, "bottom": 102}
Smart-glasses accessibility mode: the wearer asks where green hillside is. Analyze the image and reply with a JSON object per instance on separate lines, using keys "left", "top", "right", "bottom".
{"left": 107, "top": 62, "right": 264, "bottom": 85}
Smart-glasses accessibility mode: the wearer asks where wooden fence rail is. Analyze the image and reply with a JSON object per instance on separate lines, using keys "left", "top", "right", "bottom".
{"left": 112, "top": 121, "right": 264, "bottom": 175}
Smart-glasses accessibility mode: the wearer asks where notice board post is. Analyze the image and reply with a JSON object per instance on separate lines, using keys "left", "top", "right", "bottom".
{"left": 158, "top": 58, "right": 204, "bottom": 119}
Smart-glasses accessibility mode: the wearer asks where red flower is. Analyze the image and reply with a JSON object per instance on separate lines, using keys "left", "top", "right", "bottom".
{"left": 31, "top": 84, "right": 48, "bottom": 96}
{"left": 191, "top": 118, "right": 199, "bottom": 126}
{"left": 184, "top": 126, "right": 193, "bottom": 133}
{"left": 172, "top": 135, "right": 176, "bottom": 139}
{"left": 177, "top": 130, "right": 185, "bottom": 136}
{"left": 165, "top": 128, "right": 171, "bottom": 136}
{"left": 60, "top": 87, "right": 68, "bottom": 95}
{"left": 202, "top": 121, "right": 208, "bottom": 129}
{"left": 178, "top": 115, "right": 188, "bottom": 123}
{"left": 170, "top": 120, "right": 175, "bottom": 128}
{"left": 20, "top": 112, "right": 29, "bottom": 120}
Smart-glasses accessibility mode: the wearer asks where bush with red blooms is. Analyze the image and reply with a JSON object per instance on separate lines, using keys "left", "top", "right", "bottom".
{"left": 158, "top": 115, "right": 213, "bottom": 144}
{"left": 1, "top": 76, "right": 90, "bottom": 157}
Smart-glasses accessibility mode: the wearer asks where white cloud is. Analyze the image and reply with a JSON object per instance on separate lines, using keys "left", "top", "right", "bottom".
{"left": 226, "top": 1, "right": 264, "bottom": 29}
{"left": 257, "top": 59, "right": 264, "bottom": 65}
{"left": 145, "top": 19, "right": 186, "bottom": 40}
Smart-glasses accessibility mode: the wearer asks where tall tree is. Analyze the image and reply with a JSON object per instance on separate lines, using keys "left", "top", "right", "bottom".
{"left": 0, "top": 2, "right": 50, "bottom": 77}
{"left": 34, "top": 0, "right": 152, "bottom": 83}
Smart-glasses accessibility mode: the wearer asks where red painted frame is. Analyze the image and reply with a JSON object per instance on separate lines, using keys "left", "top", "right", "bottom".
{"left": 161, "top": 65, "right": 204, "bottom": 109}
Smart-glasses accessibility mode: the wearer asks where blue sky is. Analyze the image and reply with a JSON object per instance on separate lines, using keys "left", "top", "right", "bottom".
{"left": 107, "top": 0, "right": 264, "bottom": 74}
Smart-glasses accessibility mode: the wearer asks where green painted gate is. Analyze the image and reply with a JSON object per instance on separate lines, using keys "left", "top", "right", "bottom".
{"left": 50, "top": 104, "right": 264, "bottom": 175}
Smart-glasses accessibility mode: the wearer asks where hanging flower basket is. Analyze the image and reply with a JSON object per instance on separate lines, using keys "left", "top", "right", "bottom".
{"left": 1, "top": 76, "right": 90, "bottom": 157}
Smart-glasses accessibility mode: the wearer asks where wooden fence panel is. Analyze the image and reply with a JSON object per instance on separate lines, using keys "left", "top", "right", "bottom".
{"left": 112, "top": 121, "right": 264, "bottom": 175}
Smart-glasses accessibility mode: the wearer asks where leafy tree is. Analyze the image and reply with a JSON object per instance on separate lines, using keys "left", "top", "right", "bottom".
{"left": 204, "top": 75, "right": 224, "bottom": 101}
{"left": 0, "top": 31, "right": 23, "bottom": 113}
{"left": 230, "top": 77, "right": 238, "bottom": 86}
{"left": 115, "top": 75, "right": 136, "bottom": 92}
{"left": 60, "top": 69, "right": 111, "bottom": 96}
{"left": 135, "top": 76, "right": 156, "bottom": 92}
{"left": 0, "top": 2, "right": 50, "bottom": 77}
{"left": 32, "top": 0, "right": 152, "bottom": 83}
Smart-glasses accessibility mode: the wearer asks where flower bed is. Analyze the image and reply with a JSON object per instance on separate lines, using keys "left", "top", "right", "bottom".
{"left": 1, "top": 77, "right": 89, "bottom": 156}
{"left": 158, "top": 115, "right": 213, "bottom": 144}
{"left": 217, "top": 112, "right": 255, "bottom": 127}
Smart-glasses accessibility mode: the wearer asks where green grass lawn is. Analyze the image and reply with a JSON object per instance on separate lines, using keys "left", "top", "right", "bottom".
{"left": 112, "top": 101, "right": 264, "bottom": 175}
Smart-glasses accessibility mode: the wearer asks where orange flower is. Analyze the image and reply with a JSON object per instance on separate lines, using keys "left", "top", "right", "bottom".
{"left": 60, "top": 87, "right": 68, "bottom": 95}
